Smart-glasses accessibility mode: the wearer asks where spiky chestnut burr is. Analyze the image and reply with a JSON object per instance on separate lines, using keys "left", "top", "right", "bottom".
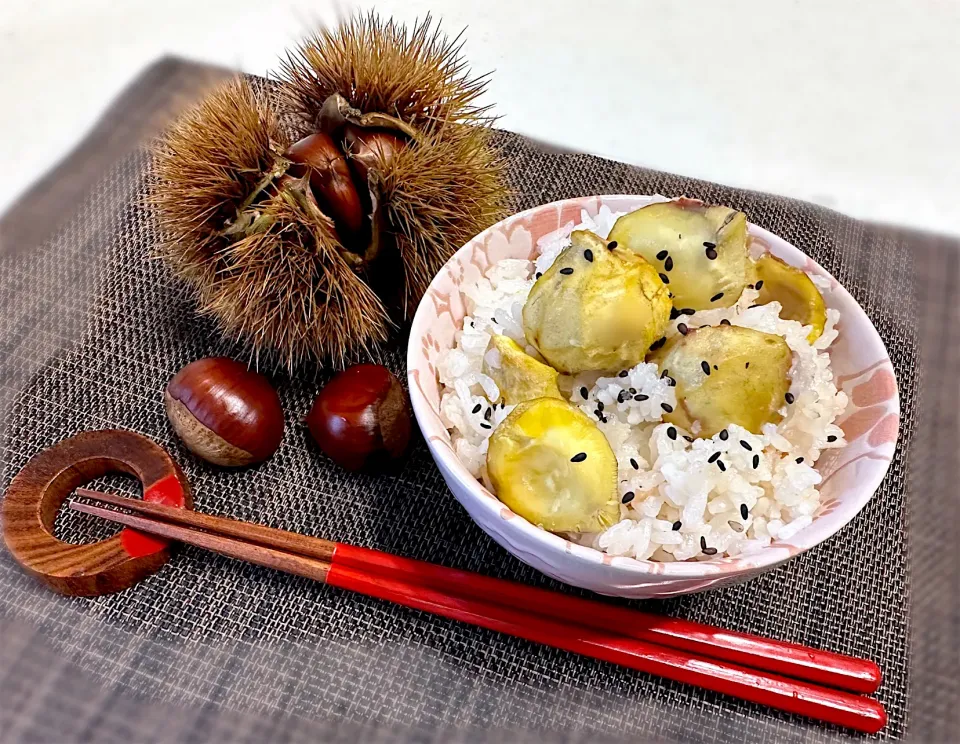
{"left": 150, "top": 78, "right": 392, "bottom": 368}
{"left": 152, "top": 13, "right": 508, "bottom": 368}
{"left": 281, "top": 12, "right": 508, "bottom": 316}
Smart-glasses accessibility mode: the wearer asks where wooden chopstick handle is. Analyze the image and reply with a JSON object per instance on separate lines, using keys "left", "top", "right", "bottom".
{"left": 331, "top": 544, "right": 881, "bottom": 694}
{"left": 325, "top": 562, "right": 887, "bottom": 734}
{"left": 73, "top": 488, "right": 337, "bottom": 562}
{"left": 70, "top": 501, "right": 330, "bottom": 583}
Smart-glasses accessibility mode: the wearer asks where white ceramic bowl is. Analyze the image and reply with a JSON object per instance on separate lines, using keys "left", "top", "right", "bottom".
{"left": 407, "top": 195, "right": 899, "bottom": 598}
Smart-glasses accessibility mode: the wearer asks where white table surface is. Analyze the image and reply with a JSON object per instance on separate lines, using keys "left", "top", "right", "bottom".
{"left": 1, "top": 0, "right": 958, "bottom": 236}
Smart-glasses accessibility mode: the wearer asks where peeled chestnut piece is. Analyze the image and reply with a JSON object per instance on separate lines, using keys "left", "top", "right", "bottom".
{"left": 285, "top": 132, "right": 364, "bottom": 238}
{"left": 306, "top": 364, "right": 412, "bottom": 471}
{"left": 343, "top": 124, "right": 406, "bottom": 182}
{"left": 164, "top": 357, "right": 284, "bottom": 467}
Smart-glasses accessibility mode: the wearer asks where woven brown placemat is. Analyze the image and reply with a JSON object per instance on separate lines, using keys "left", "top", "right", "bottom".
{"left": 0, "top": 57, "right": 955, "bottom": 743}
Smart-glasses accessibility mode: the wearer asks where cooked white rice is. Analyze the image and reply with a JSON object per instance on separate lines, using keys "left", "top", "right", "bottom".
{"left": 437, "top": 206, "right": 848, "bottom": 561}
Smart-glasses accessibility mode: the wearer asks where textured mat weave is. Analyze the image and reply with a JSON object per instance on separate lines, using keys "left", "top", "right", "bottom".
{"left": 0, "top": 58, "right": 952, "bottom": 743}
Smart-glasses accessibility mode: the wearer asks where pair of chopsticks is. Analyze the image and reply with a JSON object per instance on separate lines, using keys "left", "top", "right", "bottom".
{"left": 71, "top": 489, "right": 886, "bottom": 733}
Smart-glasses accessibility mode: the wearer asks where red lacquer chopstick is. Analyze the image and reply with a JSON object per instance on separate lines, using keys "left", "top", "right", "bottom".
{"left": 326, "top": 563, "right": 887, "bottom": 734}
{"left": 70, "top": 496, "right": 887, "bottom": 734}
{"left": 71, "top": 489, "right": 881, "bottom": 694}
{"left": 334, "top": 543, "right": 881, "bottom": 694}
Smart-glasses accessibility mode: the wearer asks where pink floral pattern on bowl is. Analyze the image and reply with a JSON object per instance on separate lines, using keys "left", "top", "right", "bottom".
{"left": 407, "top": 195, "right": 899, "bottom": 598}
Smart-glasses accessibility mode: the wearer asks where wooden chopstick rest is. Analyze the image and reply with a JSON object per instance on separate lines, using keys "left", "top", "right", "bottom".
{"left": 1, "top": 429, "right": 192, "bottom": 596}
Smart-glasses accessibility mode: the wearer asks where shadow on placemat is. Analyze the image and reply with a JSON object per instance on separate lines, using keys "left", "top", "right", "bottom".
{"left": 0, "top": 57, "right": 956, "bottom": 744}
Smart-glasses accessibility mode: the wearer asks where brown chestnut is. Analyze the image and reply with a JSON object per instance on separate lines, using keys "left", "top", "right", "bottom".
{"left": 164, "top": 357, "right": 284, "bottom": 467}
{"left": 285, "top": 132, "right": 365, "bottom": 238}
{"left": 306, "top": 364, "right": 411, "bottom": 471}
{"left": 343, "top": 124, "right": 407, "bottom": 182}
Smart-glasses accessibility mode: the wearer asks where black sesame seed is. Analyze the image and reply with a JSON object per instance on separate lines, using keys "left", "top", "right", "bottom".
{"left": 720, "top": 318, "right": 731, "bottom": 326}
{"left": 665, "top": 256, "right": 674, "bottom": 272}
{"left": 681, "top": 308, "right": 696, "bottom": 316}
{"left": 659, "top": 273, "right": 670, "bottom": 284}
{"left": 745, "top": 362, "right": 750, "bottom": 369}
{"left": 618, "top": 370, "right": 628, "bottom": 378}
{"left": 597, "top": 401, "right": 604, "bottom": 411}
{"left": 669, "top": 307, "right": 681, "bottom": 320}
{"left": 752, "top": 454, "right": 760, "bottom": 469}
{"left": 796, "top": 457, "right": 804, "bottom": 464}
{"left": 484, "top": 407, "right": 492, "bottom": 420}
{"left": 535, "top": 272, "right": 542, "bottom": 279}
{"left": 559, "top": 267, "right": 574, "bottom": 275}
{"left": 584, "top": 248, "right": 594, "bottom": 262}
{"left": 700, "top": 536, "right": 708, "bottom": 550}
{"left": 480, "top": 422, "right": 492, "bottom": 430}
{"left": 607, "top": 240, "right": 618, "bottom": 250}
{"left": 580, "top": 386, "right": 589, "bottom": 400}
{"left": 703, "top": 241, "right": 716, "bottom": 249}
{"left": 740, "top": 440, "right": 752, "bottom": 451}
{"left": 635, "top": 394, "right": 649, "bottom": 402}
{"left": 660, "top": 369, "right": 669, "bottom": 379}
{"left": 621, "top": 491, "right": 635, "bottom": 504}
{"left": 678, "top": 234, "right": 682, "bottom": 239}
{"left": 708, "top": 451, "right": 721, "bottom": 463}
{"left": 629, "top": 388, "right": 637, "bottom": 394}
{"left": 705, "top": 248, "right": 718, "bottom": 260}
{"left": 656, "top": 249, "right": 669, "bottom": 260}
{"left": 785, "top": 392, "right": 795, "bottom": 404}
{"left": 719, "top": 429, "right": 729, "bottom": 441}
{"left": 701, "top": 361, "right": 711, "bottom": 375}
{"left": 571, "top": 452, "right": 587, "bottom": 463}
{"left": 827, "top": 435, "right": 838, "bottom": 442}
{"left": 472, "top": 404, "right": 482, "bottom": 414}
{"left": 661, "top": 402, "right": 674, "bottom": 413}
{"left": 666, "top": 377, "right": 676, "bottom": 387}
{"left": 501, "top": 402, "right": 506, "bottom": 409}
{"left": 673, "top": 520, "right": 682, "bottom": 531}
{"left": 710, "top": 292, "right": 724, "bottom": 302}
{"left": 748, "top": 304, "right": 760, "bottom": 309}
{"left": 677, "top": 323, "right": 689, "bottom": 335}
{"left": 703, "top": 547, "right": 718, "bottom": 556}
{"left": 717, "top": 460, "right": 726, "bottom": 472}
{"left": 728, "top": 520, "right": 744, "bottom": 533}
{"left": 595, "top": 409, "right": 602, "bottom": 419}
{"left": 740, "top": 503, "right": 749, "bottom": 520}
{"left": 650, "top": 336, "right": 667, "bottom": 351}
{"left": 683, "top": 435, "right": 694, "bottom": 442}
{"left": 617, "top": 391, "right": 626, "bottom": 403}
{"left": 631, "top": 458, "right": 639, "bottom": 470}
{"left": 600, "top": 415, "right": 608, "bottom": 423}
{"left": 755, "top": 280, "right": 764, "bottom": 290}
{"left": 667, "top": 427, "right": 677, "bottom": 440}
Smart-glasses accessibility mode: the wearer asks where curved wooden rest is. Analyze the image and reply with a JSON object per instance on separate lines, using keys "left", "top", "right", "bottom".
{"left": 2, "top": 430, "right": 193, "bottom": 596}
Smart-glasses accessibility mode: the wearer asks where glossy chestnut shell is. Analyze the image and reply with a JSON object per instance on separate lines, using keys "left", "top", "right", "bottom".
{"left": 164, "top": 357, "right": 284, "bottom": 467}
{"left": 285, "top": 132, "right": 365, "bottom": 238}
{"left": 343, "top": 124, "right": 406, "bottom": 182}
{"left": 306, "top": 364, "right": 411, "bottom": 471}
